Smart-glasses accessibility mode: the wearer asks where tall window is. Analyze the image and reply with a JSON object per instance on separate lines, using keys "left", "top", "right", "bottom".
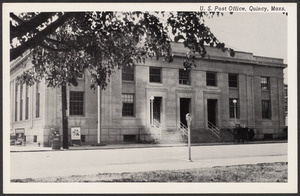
{"left": 228, "top": 74, "right": 238, "bottom": 88}
{"left": 20, "top": 84, "right": 23, "bottom": 121}
{"left": 122, "top": 94, "right": 134, "bottom": 116}
{"left": 25, "top": 85, "right": 29, "bottom": 120}
{"left": 206, "top": 72, "right": 217, "bottom": 86}
{"left": 229, "top": 98, "right": 240, "bottom": 119}
{"left": 262, "top": 100, "right": 271, "bottom": 119}
{"left": 179, "top": 69, "right": 190, "bottom": 85}
{"left": 261, "top": 77, "right": 269, "bottom": 90}
{"left": 36, "top": 83, "right": 40, "bottom": 118}
{"left": 122, "top": 66, "right": 134, "bottom": 81}
{"left": 15, "top": 83, "right": 18, "bottom": 121}
{"left": 70, "top": 91, "right": 84, "bottom": 115}
{"left": 149, "top": 67, "right": 162, "bottom": 83}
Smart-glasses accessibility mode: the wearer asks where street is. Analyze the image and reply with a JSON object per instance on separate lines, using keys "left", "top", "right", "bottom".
{"left": 10, "top": 143, "right": 287, "bottom": 180}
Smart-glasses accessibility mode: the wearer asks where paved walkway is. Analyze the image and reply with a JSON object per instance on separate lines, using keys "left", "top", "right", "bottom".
{"left": 10, "top": 140, "right": 287, "bottom": 152}
{"left": 10, "top": 142, "right": 288, "bottom": 179}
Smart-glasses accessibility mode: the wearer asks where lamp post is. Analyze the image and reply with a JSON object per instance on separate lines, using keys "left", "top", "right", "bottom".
{"left": 233, "top": 99, "right": 237, "bottom": 126}
{"left": 150, "top": 96, "right": 154, "bottom": 126}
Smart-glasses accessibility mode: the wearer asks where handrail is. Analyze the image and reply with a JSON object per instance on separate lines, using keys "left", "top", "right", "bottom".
{"left": 179, "top": 122, "right": 188, "bottom": 135}
{"left": 206, "top": 120, "right": 220, "bottom": 138}
{"left": 153, "top": 119, "right": 161, "bottom": 128}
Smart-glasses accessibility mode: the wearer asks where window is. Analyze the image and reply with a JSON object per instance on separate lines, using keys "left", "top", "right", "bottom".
{"left": 20, "top": 84, "right": 23, "bottom": 121}
{"left": 229, "top": 98, "right": 240, "bottom": 119}
{"left": 122, "top": 94, "right": 134, "bottom": 116}
{"left": 262, "top": 100, "right": 271, "bottom": 119}
{"left": 149, "top": 67, "right": 162, "bottom": 83}
{"left": 206, "top": 72, "right": 217, "bottom": 86}
{"left": 25, "top": 85, "right": 29, "bottom": 120}
{"left": 228, "top": 74, "right": 238, "bottom": 88}
{"left": 15, "top": 83, "right": 18, "bottom": 121}
{"left": 36, "top": 83, "right": 40, "bottom": 118}
{"left": 70, "top": 91, "right": 84, "bottom": 115}
{"left": 261, "top": 77, "right": 269, "bottom": 90}
{"left": 122, "top": 66, "right": 134, "bottom": 81}
{"left": 179, "top": 69, "right": 190, "bottom": 85}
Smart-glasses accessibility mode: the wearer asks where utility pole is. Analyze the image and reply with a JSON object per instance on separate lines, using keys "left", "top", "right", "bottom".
{"left": 97, "top": 85, "right": 101, "bottom": 144}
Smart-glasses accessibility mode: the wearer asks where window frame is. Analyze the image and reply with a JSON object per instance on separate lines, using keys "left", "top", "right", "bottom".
{"left": 262, "top": 100, "right": 271, "bottom": 119}
{"left": 261, "top": 77, "right": 270, "bottom": 90}
{"left": 206, "top": 72, "right": 217, "bottom": 87}
{"left": 149, "top": 67, "right": 162, "bottom": 83}
{"left": 25, "top": 84, "right": 29, "bottom": 120}
{"left": 228, "top": 74, "right": 238, "bottom": 88}
{"left": 122, "top": 93, "right": 135, "bottom": 117}
{"left": 122, "top": 66, "right": 135, "bottom": 82}
{"left": 20, "top": 84, "right": 23, "bottom": 121}
{"left": 36, "top": 83, "right": 40, "bottom": 118}
{"left": 15, "top": 83, "right": 18, "bottom": 122}
{"left": 229, "top": 98, "right": 240, "bottom": 119}
{"left": 69, "top": 91, "right": 85, "bottom": 116}
{"left": 179, "top": 69, "right": 191, "bottom": 85}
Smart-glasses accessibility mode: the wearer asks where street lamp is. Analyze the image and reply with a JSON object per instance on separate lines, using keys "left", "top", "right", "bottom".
{"left": 233, "top": 99, "right": 237, "bottom": 126}
{"left": 150, "top": 96, "right": 154, "bottom": 126}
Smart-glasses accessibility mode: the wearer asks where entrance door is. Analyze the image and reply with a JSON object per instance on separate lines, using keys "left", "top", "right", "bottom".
{"left": 153, "top": 97, "right": 162, "bottom": 123}
{"left": 207, "top": 99, "right": 217, "bottom": 127}
{"left": 180, "top": 98, "right": 191, "bottom": 127}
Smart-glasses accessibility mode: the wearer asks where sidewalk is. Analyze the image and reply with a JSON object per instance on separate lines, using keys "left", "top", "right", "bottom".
{"left": 10, "top": 140, "right": 287, "bottom": 152}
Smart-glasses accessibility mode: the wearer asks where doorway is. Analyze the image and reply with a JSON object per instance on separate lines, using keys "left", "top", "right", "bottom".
{"left": 153, "top": 97, "right": 162, "bottom": 123}
{"left": 180, "top": 98, "right": 191, "bottom": 127}
{"left": 207, "top": 99, "right": 217, "bottom": 127}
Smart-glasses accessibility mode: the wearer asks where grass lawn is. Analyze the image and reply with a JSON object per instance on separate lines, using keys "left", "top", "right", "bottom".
{"left": 11, "top": 162, "right": 287, "bottom": 183}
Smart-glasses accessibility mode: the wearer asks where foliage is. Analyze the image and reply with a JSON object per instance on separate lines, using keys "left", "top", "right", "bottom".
{"left": 11, "top": 11, "right": 234, "bottom": 90}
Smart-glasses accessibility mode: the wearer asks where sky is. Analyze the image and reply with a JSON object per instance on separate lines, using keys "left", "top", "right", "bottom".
{"left": 204, "top": 12, "right": 287, "bottom": 64}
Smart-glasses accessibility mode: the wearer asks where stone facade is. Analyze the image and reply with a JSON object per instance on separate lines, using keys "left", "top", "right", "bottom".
{"left": 10, "top": 43, "right": 287, "bottom": 146}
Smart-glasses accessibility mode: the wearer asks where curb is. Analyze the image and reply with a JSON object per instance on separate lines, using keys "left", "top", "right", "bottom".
{"left": 10, "top": 140, "right": 287, "bottom": 153}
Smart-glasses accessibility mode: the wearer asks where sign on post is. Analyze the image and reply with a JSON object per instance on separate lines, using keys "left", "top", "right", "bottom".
{"left": 186, "top": 113, "right": 192, "bottom": 161}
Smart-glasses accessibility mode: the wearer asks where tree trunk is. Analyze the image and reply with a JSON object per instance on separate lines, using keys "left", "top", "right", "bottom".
{"left": 61, "top": 84, "right": 69, "bottom": 149}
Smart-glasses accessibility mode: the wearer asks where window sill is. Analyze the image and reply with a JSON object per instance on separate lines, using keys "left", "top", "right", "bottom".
{"left": 229, "top": 87, "right": 239, "bottom": 90}
{"left": 122, "top": 80, "right": 135, "bottom": 83}
{"left": 178, "top": 84, "right": 191, "bottom": 88}
{"left": 69, "top": 115, "right": 85, "bottom": 117}
{"left": 149, "top": 82, "right": 163, "bottom": 86}
{"left": 206, "top": 86, "right": 218, "bottom": 89}
{"left": 122, "top": 116, "right": 136, "bottom": 119}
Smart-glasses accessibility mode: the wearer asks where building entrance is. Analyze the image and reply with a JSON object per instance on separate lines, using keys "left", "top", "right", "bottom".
{"left": 180, "top": 98, "right": 191, "bottom": 127}
{"left": 153, "top": 97, "right": 162, "bottom": 123}
{"left": 207, "top": 99, "right": 217, "bottom": 127}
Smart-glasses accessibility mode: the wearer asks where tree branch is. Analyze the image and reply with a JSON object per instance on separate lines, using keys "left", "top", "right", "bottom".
{"left": 10, "top": 12, "right": 76, "bottom": 61}
{"left": 10, "top": 12, "right": 59, "bottom": 41}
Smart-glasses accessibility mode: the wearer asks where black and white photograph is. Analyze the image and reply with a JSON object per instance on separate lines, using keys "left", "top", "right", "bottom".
{"left": 2, "top": 2, "right": 297, "bottom": 194}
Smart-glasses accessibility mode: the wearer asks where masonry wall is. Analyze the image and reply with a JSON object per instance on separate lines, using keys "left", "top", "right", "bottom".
{"left": 10, "top": 46, "right": 287, "bottom": 145}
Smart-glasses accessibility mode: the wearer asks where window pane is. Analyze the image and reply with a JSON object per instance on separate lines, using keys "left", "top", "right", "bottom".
{"left": 122, "top": 66, "right": 134, "bottom": 81}
{"left": 70, "top": 91, "right": 84, "bottom": 115}
{"left": 206, "top": 72, "right": 217, "bottom": 86}
{"left": 229, "top": 98, "right": 239, "bottom": 119}
{"left": 262, "top": 100, "right": 271, "bottom": 119}
{"left": 122, "top": 94, "right": 134, "bottom": 116}
{"left": 261, "top": 77, "right": 269, "bottom": 90}
{"left": 149, "top": 67, "right": 161, "bottom": 83}
{"left": 179, "top": 69, "right": 190, "bottom": 85}
{"left": 229, "top": 74, "right": 238, "bottom": 88}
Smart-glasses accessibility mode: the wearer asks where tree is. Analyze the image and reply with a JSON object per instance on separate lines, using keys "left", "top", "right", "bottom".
{"left": 11, "top": 11, "right": 234, "bottom": 149}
